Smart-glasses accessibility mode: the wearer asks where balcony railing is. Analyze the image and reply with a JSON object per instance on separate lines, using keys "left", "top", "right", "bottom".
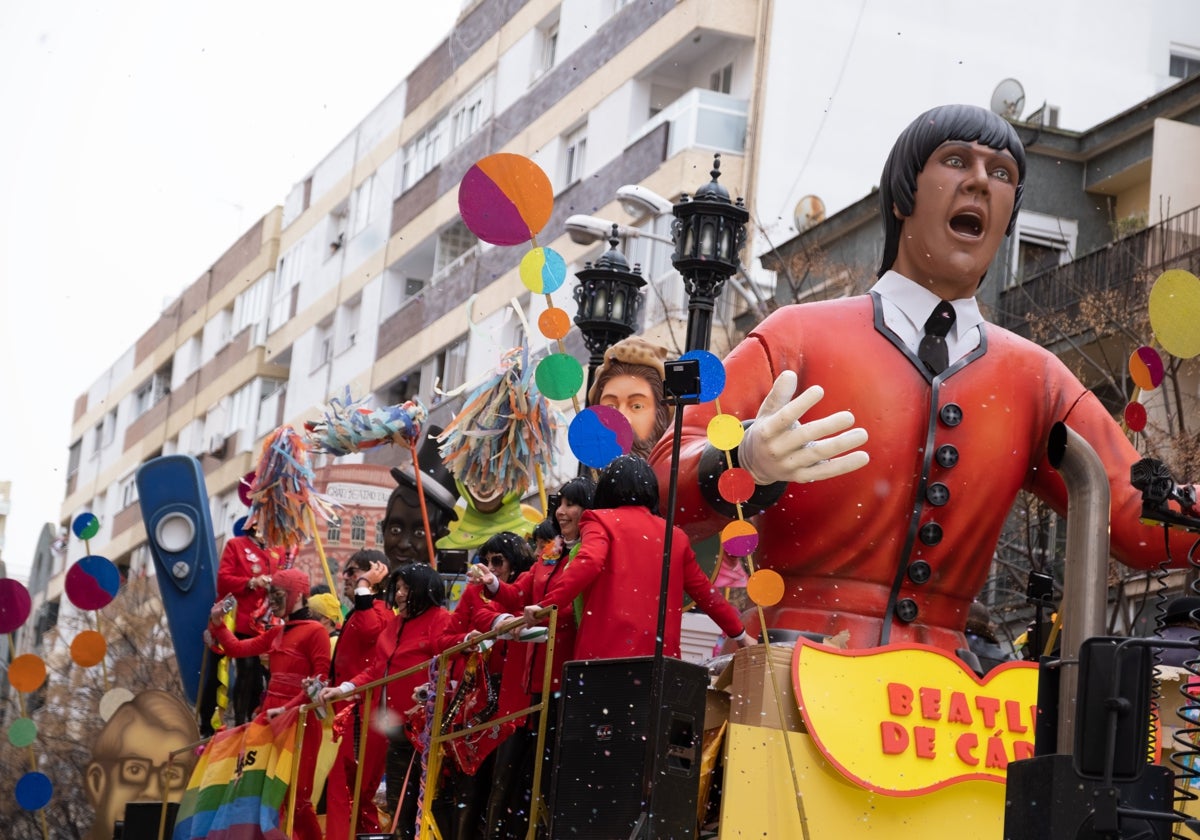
{"left": 995, "top": 204, "right": 1200, "bottom": 336}
{"left": 631, "top": 88, "right": 748, "bottom": 158}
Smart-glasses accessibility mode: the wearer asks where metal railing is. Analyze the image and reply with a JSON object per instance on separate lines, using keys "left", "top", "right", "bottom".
{"left": 995, "top": 204, "right": 1200, "bottom": 335}
{"left": 164, "top": 609, "right": 559, "bottom": 840}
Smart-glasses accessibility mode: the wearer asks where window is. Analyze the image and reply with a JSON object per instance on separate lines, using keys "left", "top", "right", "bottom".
{"left": 375, "top": 520, "right": 384, "bottom": 546}
{"left": 1170, "top": 50, "right": 1200, "bottom": 79}
{"left": 562, "top": 124, "right": 587, "bottom": 187}
{"left": 233, "top": 275, "right": 270, "bottom": 346}
{"left": 386, "top": 370, "right": 422, "bottom": 405}
{"left": 1006, "top": 211, "right": 1078, "bottom": 289}
{"left": 92, "top": 409, "right": 117, "bottom": 457}
{"left": 382, "top": 267, "right": 427, "bottom": 316}
{"left": 434, "top": 339, "right": 469, "bottom": 396}
{"left": 327, "top": 516, "right": 342, "bottom": 543}
{"left": 120, "top": 474, "right": 139, "bottom": 508}
{"left": 402, "top": 120, "right": 448, "bottom": 191}
{"left": 350, "top": 515, "right": 367, "bottom": 544}
{"left": 451, "top": 83, "right": 487, "bottom": 147}
{"left": 67, "top": 440, "right": 82, "bottom": 477}
{"left": 134, "top": 371, "right": 170, "bottom": 417}
{"left": 709, "top": 63, "right": 733, "bottom": 94}
{"left": 433, "top": 221, "right": 478, "bottom": 277}
{"left": 351, "top": 175, "right": 375, "bottom": 236}
{"left": 337, "top": 299, "right": 361, "bottom": 354}
{"left": 326, "top": 204, "right": 348, "bottom": 259}
{"left": 535, "top": 20, "right": 559, "bottom": 78}
{"left": 313, "top": 321, "right": 334, "bottom": 370}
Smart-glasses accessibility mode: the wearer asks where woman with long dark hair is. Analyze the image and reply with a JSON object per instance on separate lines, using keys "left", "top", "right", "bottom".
{"left": 320, "top": 562, "right": 451, "bottom": 840}
{"left": 472, "top": 475, "right": 595, "bottom": 838}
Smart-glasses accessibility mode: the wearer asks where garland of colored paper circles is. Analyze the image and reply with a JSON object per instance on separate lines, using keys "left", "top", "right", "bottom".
{"left": 1123, "top": 269, "right": 1200, "bottom": 434}
{"left": 456, "top": 152, "right": 783, "bottom": 608}
{"left": 458, "top": 153, "right": 637, "bottom": 469}
{"left": 2, "top": 512, "right": 129, "bottom": 826}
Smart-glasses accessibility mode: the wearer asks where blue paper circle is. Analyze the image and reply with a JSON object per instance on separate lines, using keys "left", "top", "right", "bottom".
{"left": 72, "top": 512, "right": 100, "bottom": 540}
{"left": 15, "top": 772, "right": 52, "bottom": 810}
{"left": 681, "top": 350, "right": 726, "bottom": 403}
{"left": 569, "top": 406, "right": 633, "bottom": 469}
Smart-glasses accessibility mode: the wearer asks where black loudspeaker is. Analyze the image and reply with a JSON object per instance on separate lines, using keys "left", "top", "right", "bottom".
{"left": 550, "top": 656, "right": 707, "bottom": 839}
{"left": 120, "top": 801, "right": 179, "bottom": 839}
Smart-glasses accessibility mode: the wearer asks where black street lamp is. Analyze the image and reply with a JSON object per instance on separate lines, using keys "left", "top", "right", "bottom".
{"left": 572, "top": 225, "right": 648, "bottom": 402}
{"left": 671, "top": 154, "right": 750, "bottom": 353}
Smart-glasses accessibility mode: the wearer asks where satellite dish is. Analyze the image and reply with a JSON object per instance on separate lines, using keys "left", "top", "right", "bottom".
{"left": 794, "top": 195, "right": 826, "bottom": 233}
{"left": 990, "top": 78, "right": 1026, "bottom": 121}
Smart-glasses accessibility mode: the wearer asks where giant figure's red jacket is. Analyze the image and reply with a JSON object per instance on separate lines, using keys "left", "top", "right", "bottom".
{"left": 650, "top": 294, "right": 1190, "bottom": 653}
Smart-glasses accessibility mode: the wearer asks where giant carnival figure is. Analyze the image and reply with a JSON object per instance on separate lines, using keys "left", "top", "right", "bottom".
{"left": 651, "top": 103, "right": 1195, "bottom": 654}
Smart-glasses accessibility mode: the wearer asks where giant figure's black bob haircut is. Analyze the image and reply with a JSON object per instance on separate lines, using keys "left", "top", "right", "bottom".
{"left": 878, "top": 104, "right": 1027, "bottom": 278}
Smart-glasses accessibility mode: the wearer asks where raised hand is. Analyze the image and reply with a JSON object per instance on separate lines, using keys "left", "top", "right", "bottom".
{"left": 737, "top": 371, "right": 870, "bottom": 485}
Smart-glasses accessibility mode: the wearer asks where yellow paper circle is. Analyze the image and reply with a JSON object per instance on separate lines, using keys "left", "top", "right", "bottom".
{"left": 1149, "top": 269, "right": 1200, "bottom": 359}
{"left": 747, "top": 568, "right": 785, "bottom": 607}
{"left": 707, "top": 414, "right": 745, "bottom": 452}
{"left": 71, "top": 630, "right": 108, "bottom": 667}
{"left": 8, "top": 654, "right": 47, "bottom": 693}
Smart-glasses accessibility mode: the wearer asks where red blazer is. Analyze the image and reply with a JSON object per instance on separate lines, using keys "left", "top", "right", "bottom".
{"left": 651, "top": 294, "right": 1193, "bottom": 651}
{"left": 216, "top": 536, "right": 282, "bottom": 636}
{"left": 535, "top": 507, "right": 744, "bottom": 660}
{"left": 478, "top": 552, "right": 580, "bottom": 694}
{"left": 438, "top": 583, "right": 530, "bottom": 724}
{"left": 346, "top": 607, "right": 452, "bottom": 728}
{"left": 210, "top": 617, "right": 331, "bottom": 713}
{"left": 331, "top": 596, "right": 394, "bottom": 685}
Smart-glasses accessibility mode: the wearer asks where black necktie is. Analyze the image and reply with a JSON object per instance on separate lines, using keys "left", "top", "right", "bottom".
{"left": 918, "top": 301, "right": 956, "bottom": 375}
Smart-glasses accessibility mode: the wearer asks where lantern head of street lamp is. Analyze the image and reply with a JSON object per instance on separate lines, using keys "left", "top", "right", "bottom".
{"left": 616, "top": 184, "right": 675, "bottom": 220}
{"left": 670, "top": 154, "right": 750, "bottom": 352}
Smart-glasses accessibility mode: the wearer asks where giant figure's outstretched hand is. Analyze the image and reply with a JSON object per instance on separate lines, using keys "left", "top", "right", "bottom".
{"left": 737, "top": 371, "right": 870, "bottom": 485}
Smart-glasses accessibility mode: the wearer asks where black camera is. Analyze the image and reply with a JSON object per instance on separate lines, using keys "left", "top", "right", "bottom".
{"left": 664, "top": 358, "right": 701, "bottom": 405}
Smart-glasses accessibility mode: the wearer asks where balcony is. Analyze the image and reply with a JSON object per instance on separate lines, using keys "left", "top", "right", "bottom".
{"left": 995, "top": 205, "right": 1200, "bottom": 337}
{"left": 631, "top": 88, "right": 747, "bottom": 159}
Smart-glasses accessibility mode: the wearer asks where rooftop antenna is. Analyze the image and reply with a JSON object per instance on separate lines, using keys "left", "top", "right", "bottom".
{"left": 990, "top": 77, "right": 1026, "bottom": 121}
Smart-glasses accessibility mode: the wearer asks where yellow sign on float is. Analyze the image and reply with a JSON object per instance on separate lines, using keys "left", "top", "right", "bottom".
{"left": 794, "top": 640, "right": 1040, "bottom": 795}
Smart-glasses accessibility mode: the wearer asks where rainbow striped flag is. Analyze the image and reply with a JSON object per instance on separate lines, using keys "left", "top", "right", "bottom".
{"left": 172, "top": 709, "right": 302, "bottom": 840}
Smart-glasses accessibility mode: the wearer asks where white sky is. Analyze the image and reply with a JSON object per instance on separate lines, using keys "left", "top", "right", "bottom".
{"left": 0, "top": 1, "right": 461, "bottom": 584}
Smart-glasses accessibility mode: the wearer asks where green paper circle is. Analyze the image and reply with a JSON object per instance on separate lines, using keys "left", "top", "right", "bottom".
{"left": 534, "top": 353, "right": 585, "bottom": 401}
{"left": 7, "top": 718, "right": 37, "bottom": 748}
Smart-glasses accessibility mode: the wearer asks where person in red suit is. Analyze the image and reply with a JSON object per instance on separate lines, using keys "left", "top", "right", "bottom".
{"left": 650, "top": 103, "right": 1197, "bottom": 655}
{"left": 319, "top": 562, "right": 451, "bottom": 840}
{"left": 470, "top": 476, "right": 594, "bottom": 838}
{"left": 207, "top": 567, "right": 330, "bottom": 840}
{"left": 519, "top": 455, "right": 751, "bottom": 659}
{"left": 430, "top": 531, "right": 536, "bottom": 840}
{"left": 198, "top": 528, "right": 283, "bottom": 735}
{"left": 323, "top": 549, "right": 391, "bottom": 840}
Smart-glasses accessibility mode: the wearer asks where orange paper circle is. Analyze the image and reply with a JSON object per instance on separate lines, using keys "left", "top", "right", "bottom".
{"left": 538, "top": 307, "right": 571, "bottom": 340}
{"left": 8, "top": 654, "right": 47, "bottom": 693}
{"left": 71, "top": 630, "right": 108, "bottom": 667}
{"left": 747, "top": 569, "right": 786, "bottom": 607}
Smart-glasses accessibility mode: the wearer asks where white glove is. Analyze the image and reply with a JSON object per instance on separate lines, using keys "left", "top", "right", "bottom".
{"left": 737, "top": 371, "right": 869, "bottom": 485}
